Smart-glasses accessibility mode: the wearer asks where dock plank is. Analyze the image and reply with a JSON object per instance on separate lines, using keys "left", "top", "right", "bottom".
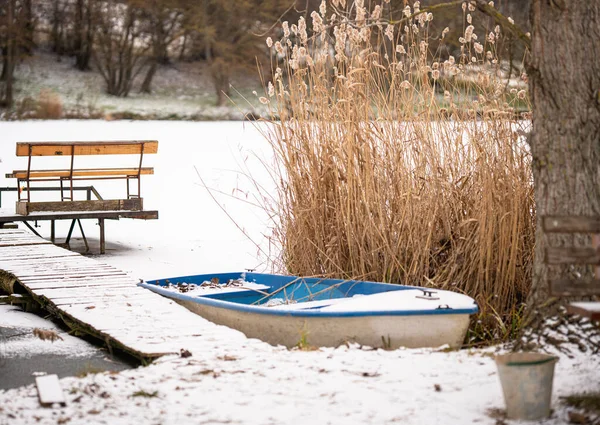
{"left": 0, "top": 229, "right": 216, "bottom": 361}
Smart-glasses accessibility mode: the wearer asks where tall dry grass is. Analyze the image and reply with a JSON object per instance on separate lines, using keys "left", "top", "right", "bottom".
{"left": 257, "top": 0, "right": 534, "bottom": 343}
{"left": 36, "top": 89, "right": 63, "bottom": 119}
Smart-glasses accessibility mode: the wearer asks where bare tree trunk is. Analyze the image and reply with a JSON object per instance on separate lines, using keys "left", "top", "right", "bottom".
{"left": 140, "top": 60, "right": 157, "bottom": 93}
{"left": 74, "top": 0, "right": 93, "bottom": 70}
{"left": 523, "top": 1, "right": 600, "bottom": 328}
{"left": 211, "top": 59, "right": 230, "bottom": 107}
{"left": 1, "top": 0, "right": 15, "bottom": 107}
{"left": 51, "top": 0, "right": 64, "bottom": 56}
{"left": 179, "top": 31, "right": 188, "bottom": 61}
{"left": 22, "top": 0, "right": 34, "bottom": 55}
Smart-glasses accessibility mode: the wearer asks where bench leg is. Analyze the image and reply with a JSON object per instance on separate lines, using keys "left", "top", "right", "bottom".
{"left": 50, "top": 220, "right": 55, "bottom": 243}
{"left": 98, "top": 218, "right": 105, "bottom": 254}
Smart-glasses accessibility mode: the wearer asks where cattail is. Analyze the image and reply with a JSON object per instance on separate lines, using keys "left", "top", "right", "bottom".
{"left": 400, "top": 80, "right": 411, "bottom": 89}
{"left": 275, "top": 41, "right": 284, "bottom": 55}
{"left": 385, "top": 24, "right": 394, "bottom": 41}
{"left": 474, "top": 42, "right": 483, "bottom": 54}
{"left": 431, "top": 69, "right": 440, "bottom": 80}
{"left": 465, "top": 25, "right": 475, "bottom": 42}
{"left": 268, "top": 82, "right": 275, "bottom": 97}
{"left": 355, "top": 0, "right": 366, "bottom": 26}
{"left": 441, "top": 27, "right": 450, "bottom": 39}
{"left": 298, "top": 16, "right": 307, "bottom": 45}
{"left": 403, "top": 5, "right": 411, "bottom": 17}
{"left": 396, "top": 44, "right": 406, "bottom": 54}
{"left": 319, "top": 0, "right": 326, "bottom": 17}
{"left": 311, "top": 11, "right": 324, "bottom": 33}
{"left": 266, "top": 37, "right": 273, "bottom": 48}
{"left": 517, "top": 90, "right": 527, "bottom": 99}
{"left": 282, "top": 21, "right": 290, "bottom": 38}
{"left": 372, "top": 5, "right": 381, "bottom": 21}
{"left": 467, "top": 14, "right": 472, "bottom": 24}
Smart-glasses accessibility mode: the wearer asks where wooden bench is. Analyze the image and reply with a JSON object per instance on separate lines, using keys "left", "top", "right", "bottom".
{"left": 544, "top": 215, "right": 600, "bottom": 320}
{"left": 6, "top": 140, "right": 158, "bottom": 215}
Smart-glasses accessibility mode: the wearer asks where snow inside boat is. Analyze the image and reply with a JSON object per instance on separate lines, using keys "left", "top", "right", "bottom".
{"left": 138, "top": 272, "right": 478, "bottom": 349}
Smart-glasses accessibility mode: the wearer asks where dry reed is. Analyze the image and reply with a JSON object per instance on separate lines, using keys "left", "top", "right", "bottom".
{"left": 256, "top": 0, "right": 534, "bottom": 343}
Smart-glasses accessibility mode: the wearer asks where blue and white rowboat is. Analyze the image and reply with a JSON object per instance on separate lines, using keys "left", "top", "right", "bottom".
{"left": 138, "top": 272, "right": 478, "bottom": 349}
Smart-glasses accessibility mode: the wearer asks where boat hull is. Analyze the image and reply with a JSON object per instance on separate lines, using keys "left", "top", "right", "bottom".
{"left": 172, "top": 297, "right": 471, "bottom": 349}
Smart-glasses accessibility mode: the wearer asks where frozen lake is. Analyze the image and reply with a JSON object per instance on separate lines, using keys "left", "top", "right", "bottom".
{"left": 0, "top": 120, "right": 277, "bottom": 280}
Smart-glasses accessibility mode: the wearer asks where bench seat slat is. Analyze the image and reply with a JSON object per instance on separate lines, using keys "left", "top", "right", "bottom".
{"left": 16, "top": 141, "right": 158, "bottom": 156}
{"left": 7, "top": 168, "right": 154, "bottom": 179}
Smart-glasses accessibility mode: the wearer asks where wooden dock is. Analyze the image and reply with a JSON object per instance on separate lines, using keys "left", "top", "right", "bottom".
{"left": 0, "top": 228, "right": 227, "bottom": 362}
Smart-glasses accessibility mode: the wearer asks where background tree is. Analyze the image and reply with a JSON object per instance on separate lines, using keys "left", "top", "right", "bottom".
{"left": 188, "top": 0, "right": 287, "bottom": 106}
{"left": 73, "top": 0, "right": 95, "bottom": 70}
{"left": 49, "top": 0, "right": 68, "bottom": 56}
{"left": 94, "top": 0, "right": 150, "bottom": 97}
{"left": 139, "top": 0, "right": 183, "bottom": 93}
{"left": 0, "top": 0, "right": 31, "bottom": 107}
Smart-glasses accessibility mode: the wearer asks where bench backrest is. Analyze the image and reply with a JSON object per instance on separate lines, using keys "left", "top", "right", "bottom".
{"left": 543, "top": 215, "right": 600, "bottom": 296}
{"left": 16, "top": 141, "right": 159, "bottom": 157}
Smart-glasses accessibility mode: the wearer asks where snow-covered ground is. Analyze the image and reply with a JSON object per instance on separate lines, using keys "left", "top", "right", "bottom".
{"left": 0, "top": 121, "right": 598, "bottom": 425}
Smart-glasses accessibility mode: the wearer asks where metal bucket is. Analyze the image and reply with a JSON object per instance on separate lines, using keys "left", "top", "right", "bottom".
{"left": 495, "top": 352, "right": 558, "bottom": 420}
